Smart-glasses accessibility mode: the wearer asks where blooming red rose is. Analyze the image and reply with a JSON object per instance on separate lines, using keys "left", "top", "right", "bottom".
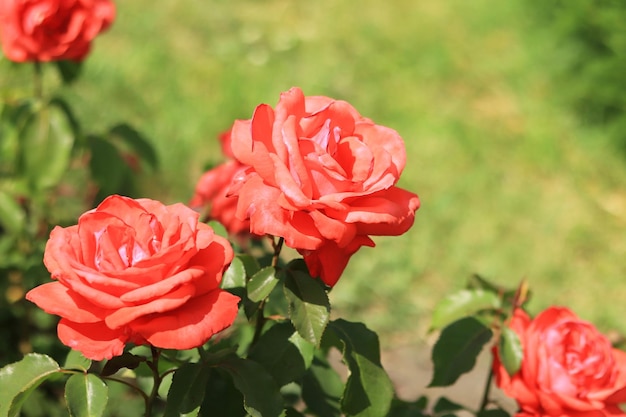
{"left": 190, "top": 159, "right": 250, "bottom": 236}
{"left": 493, "top": 307, "right": 626, "bottom": 417}
{"left": 26, "top": 195, "right": 240, "bottom": 360}
{"left": 229, "top": 87, "right": 419, "bottom": 286}
{"left": 0, "top": 0, "right": 115, "bottom": 62}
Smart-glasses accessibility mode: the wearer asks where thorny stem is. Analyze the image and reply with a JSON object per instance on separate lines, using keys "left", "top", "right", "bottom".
{"left": 251, "top": 236, "right": 284, "bottom": 346}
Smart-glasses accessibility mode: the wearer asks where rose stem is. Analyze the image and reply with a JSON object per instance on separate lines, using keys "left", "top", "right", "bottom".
{"left": 144, "top": 346, "right": 162, "bottom": 417}
{"left": 251, "top": 236, "right": 284, "bottom": 346}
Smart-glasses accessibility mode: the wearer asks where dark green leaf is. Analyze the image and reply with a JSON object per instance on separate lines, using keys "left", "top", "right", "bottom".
{"left": 100, "top": 352, "right": 144, "bottom": 377}
{"left": 199, "top": 368, "right": 245, "bottom": 417}
{"left": 499, "top": 326, "right": 523, "bottom": 377}
{"left": 387, "top": 396, "right": 429, "bottom": 417}
{"left": 327, "top": 320, "right": 393, "bottom": 417}
{"left": 301, "top": 354, "right": 343, "bottom": 417}
{"left": 433, "top": 397, "right": 464, "bottom": 413}
{"left": 284, "top": 270, "right": 330, "bottom": 346}
{"left": 64, "top": 350, "right": 92, "bottom": 372}
{"left": 247, "top": 266, "right": 279, "bottom": 302}
{"left": 430, "top": 289, "right": 501, "bottom": 330}
{"left": 219, "top": 356, "right": 285, "bottom": 417}
{"left": 477, "top": 409, "right": 511, "bottom": 417}
{"left": 248, "top": 322, "right": 314, "bottom": 386}
{"left": 55, "top": 60, "right": 83, "bottom": 84}
{"left": 238, "top": 253, "right": 261, "bottom": 277}
{"left": 164, "top": 362, "right": 210, "bottom": 417}
{"left": 86, "top": 134, "right": 133, "bottom": 203}
{"left": 264, "top": 274, "right": 290, "bottom": 319}
{"left": 65, "top": 373, "right": 108, "bottom": 417}
{"left": 108, "top": 123, "right": 158, "bottom": 170}
{"left": 0, "top": 353, "right": 62, "bottom": 417}
{"left": 429, "top": 317, "right": 493, "bottom": 387}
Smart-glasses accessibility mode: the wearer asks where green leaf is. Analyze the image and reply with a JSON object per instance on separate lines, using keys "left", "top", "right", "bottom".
{"left": 164, "top": 362, "right": 210, "bottom": 417}
{"left": 238, "top": 253, "right": 261, "bottom": 277}
{"left": 387, "top": 397, "right": 429, "bottom": 417}
{"left": 247, "top": 266, "right": 279, "bottom": 302}
{"left": 199, "top": 368, "right": 245, "bottom": 417}
{"left": 0, "top": 190, "right": 25, "bottom": 234}
{"left": 433, "top": 397, "right": 464, "bottom": 413}
{"left": 327, "top": 320, "right": 394, "bottom": 417}
{"left": 221, "top": 255, "right": 247, "bottom": 291}
{"left": 108, "top": 123, "right": 158, "bottom": 170}
{"left": 218, "top": 356, "right": 285, "bottom": 417}
{"left": 21, "top": 100, "right": 76, "bottom": 191}
{"left": 65, "top": 373, "right": 108, "bottom": 417}
{"left": 284, "top": 270, "right": 330, "bottom": 346}
{"left": 429, "top": 317, "right": 493, "bottom": 387}
{"left": 248, "top": 322, "right": 315, "bottom": 386}
{"left": 64, "top": 350, "right": 92, "bottom": 372}
{"left": 86, "top": 134, "right": 133, "bottom": 203}
{"left": 0, "top": 353, "right": 62, "bottom": 417}
{"left": 477, "top": 410, "right": 511, "bottom": 417}
{"left": 301, "top": 354, "right": 343, "bottom": 417}
{"left": 430, "top": 289, "right": 501, "bottom": 330}
{"left": 499, "top": 326, "right": 523, "bottom": 376}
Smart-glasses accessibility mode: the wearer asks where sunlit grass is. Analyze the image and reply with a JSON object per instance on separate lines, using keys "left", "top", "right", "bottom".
{"left": 21, "top": 0, "right": 626, "bottom": 347}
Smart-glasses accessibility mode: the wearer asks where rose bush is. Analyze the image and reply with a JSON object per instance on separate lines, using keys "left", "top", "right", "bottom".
{"left": 25, "top": 195, "right": 240, "bottom": 360}
{"left": 228, "top": 87, "right": 420, "bottom": 286}
{"left": 0, "top": 0, "right": 115, "bottom": 62}
{"left": 493, "top": 306, "right": 626, "bottom": 417}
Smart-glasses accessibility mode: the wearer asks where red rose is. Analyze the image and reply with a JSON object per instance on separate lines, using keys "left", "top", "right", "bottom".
{"left": 190, "top": 159, "right": 251, "bottom": 236}
{"left": 493, "top": 307, "right": 626, "bottom": 417}
{"left": 229, "top": 87, "right": 419, "bottom": 286}
{"left": 0, "top": 0, "right": 115, "bottom": 62}
{"left": 26, "top": 195, "right": 240, "bottom": 360}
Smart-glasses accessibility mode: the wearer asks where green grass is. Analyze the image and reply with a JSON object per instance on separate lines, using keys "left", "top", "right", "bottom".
{"left": 5, "top": 0, "right": 626, "bottom": 348}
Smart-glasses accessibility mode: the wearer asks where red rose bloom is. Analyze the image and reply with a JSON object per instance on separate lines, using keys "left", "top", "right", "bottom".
{"left": 229, "top": 87, "right": 419, "bottom": 286}
{"left": 190, "top": 159, "right": 251, "bottom": 236}
{"left": 26, "top": 195, "right": 240, "bottom": 360}
{"left": 0, "top": 0, "right": 115, "bottom": 62}
{"left": 493, "top": 307, "right": 626, "bottom": 417}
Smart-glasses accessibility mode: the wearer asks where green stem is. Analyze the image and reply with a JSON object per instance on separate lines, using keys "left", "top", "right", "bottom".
{"left": 479, "top": 354, "right": 494, "bottom": 411}
{"left": 251, "top": 236, "right": 284, "bottom": 346}
{"left": 144, "top": 347, "right": 162, "bottom": 417}
{"left": 33, "top": 61, "right": 43, "bottom": 99}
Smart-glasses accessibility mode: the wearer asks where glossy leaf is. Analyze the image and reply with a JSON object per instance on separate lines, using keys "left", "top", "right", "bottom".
{"left": 164, "top": 362, "right": 209, "bottom": 417}
{"left": 219, "top": 356, "right": 285, "bottom": 417}
{"left": 429, "top": 317, "right": 493, "bottom": 387}
{"left": 0, "top": 353, "right": 61, "bottom": 417}
{"left": 238, "top": 253, "right": 261, "bottom": 277}
{"left": 284, "top": 270, "right": 330, "bottom": 346}
{"left": 100, "top": 352, "right": 144, "bottom": 377}
{"left": 247, "top": 266, "right": 279, "bottom": 302}
{"left": 327, "top": 320, "right": 394, "bottom": 417}
{"left": 301, "top": 354, "right": 343, "bottom": 417}
{"left": 499, "top": 326, "right": 523, "bottom": 376}
{"left": 64, "top": 350, "right": 92, "bottom": 372}
{"left": 65, "top": 373, "right": 108, "bottom": 417}
{"left": 430, "top": 289, "right": 501, "bottom": 330}
{"left": 221, "top": 255, "right": 247, "bottom": 291}
{"left": 248, "top": 322, "right": 315, "bottom": 386}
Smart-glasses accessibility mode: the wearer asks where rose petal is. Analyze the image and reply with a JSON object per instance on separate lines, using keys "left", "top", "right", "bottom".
{"left": 26, "top": 282, "right": 107, "bottom": 323}
{"left": 57, "top": 319, "right": 127, "bottom": 361}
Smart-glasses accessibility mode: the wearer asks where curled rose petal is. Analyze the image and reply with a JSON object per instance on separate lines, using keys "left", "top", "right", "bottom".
{"left": 229, "top": 87, "right": 419, "bottom": 285}
{"left": 26, "top": 195, "right": 239, "bottom": 360}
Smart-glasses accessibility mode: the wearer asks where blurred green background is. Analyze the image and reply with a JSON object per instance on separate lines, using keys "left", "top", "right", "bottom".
{"left": 3, "top": 0, "right": 626, "bottom": 352}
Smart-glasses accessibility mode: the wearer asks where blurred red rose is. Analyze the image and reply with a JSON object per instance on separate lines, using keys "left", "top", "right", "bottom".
{"left": 190, "top": 159, "right": 251, "bottom": 236}
{"left": 493, "top": 307, "right": 626, "bottom": 417}
{"left": 0, "top": 0, "right": 115, "bottom": 62}
{"left": 26, "top": 195, "right": 239, "bottom": 360}
{"left": 229, "top": 87, "right": 419, "bottom": 286}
